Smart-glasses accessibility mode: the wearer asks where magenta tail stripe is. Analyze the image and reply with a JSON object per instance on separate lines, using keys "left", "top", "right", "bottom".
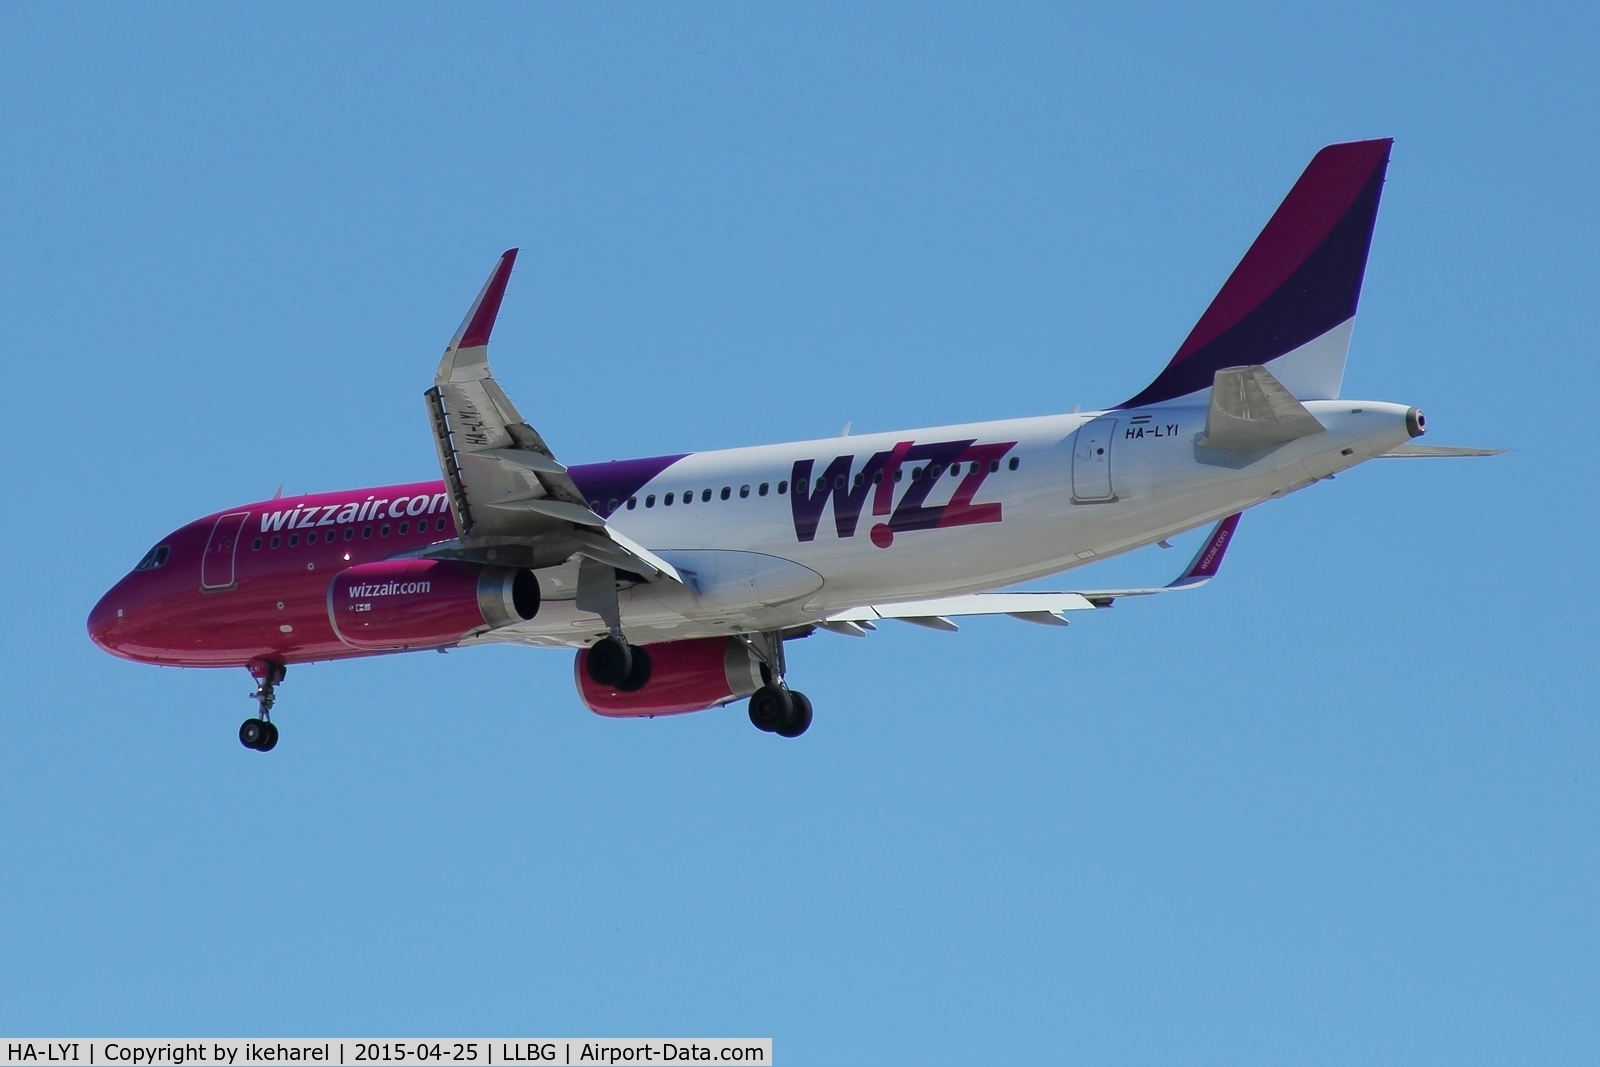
{"left": 1121, "top": 139, "right": 1392, "bottom": 409}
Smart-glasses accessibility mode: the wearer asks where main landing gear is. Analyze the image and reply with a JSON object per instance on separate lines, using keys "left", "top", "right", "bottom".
{"left": 744, "top": 632, "right": 813, "bottom": 738}
{"left": 587, "top": 636, "right": 653, "bottom": 692}
{"left": 240, "top": 660, "right": 284, "bottom": 752}
{"left": 749, "top": 685, "right": 813, "bottom": 738}
{"left": 580, "top": 559, "right": 653, "bottom": 693}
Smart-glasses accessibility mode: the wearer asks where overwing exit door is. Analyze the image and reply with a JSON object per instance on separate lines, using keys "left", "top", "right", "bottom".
{"left": 201, "top": 511, "right": 251, "bottom": 590}
{"left": 1072, "top": 417, "right": 1118, "bottom": 503}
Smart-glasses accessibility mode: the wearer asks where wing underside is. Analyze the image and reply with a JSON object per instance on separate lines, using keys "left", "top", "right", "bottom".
{"left": 823, "top": 513, "right": 1242, "bottom": 634}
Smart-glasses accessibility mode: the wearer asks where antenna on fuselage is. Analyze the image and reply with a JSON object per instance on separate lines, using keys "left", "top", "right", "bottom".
{"left": 272, "top": 484, "right": 284, "bottom": 499}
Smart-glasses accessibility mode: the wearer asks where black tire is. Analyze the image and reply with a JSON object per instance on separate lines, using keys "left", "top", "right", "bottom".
{"left": 587, "top": 637, "right": 633, "bottom": 688}
{"left": 617, "top": 644, "right": 652, "bottom": 692}
{"left": 239, "top": 719, "right": 266, "bottom": 750}
{"left": 775, "top": 691, "right": 813, "bottom": 738}
{"left": 258, "top": 722, "right": 280, "bottom": 752}
{"left": 748, "top": 685, "right": 792, "bottom": 732}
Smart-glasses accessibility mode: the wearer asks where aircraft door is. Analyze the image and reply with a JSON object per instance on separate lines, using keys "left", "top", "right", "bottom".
{"left": 202, "top": 511, "right": 251, "bottom": 590}
{"left": 1072, "top": 417, "right": 1118, "bottom": 503}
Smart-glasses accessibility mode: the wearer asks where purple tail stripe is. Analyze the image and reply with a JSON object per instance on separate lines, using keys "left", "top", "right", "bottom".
{"left": 1122, "top": 139, "right": 1392, "bottom": 409}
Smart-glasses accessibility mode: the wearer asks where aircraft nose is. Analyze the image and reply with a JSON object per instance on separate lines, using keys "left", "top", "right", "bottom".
{"left": 87, "top": 588, "right": 123, "bottom": 653}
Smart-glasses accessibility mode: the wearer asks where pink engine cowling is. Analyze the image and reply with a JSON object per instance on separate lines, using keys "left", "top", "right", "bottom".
{"left": 575, "top": 637, "right": 765, "bottom": 717}
{"left": 328, "top": 558, "right": 539, "bottom": 651}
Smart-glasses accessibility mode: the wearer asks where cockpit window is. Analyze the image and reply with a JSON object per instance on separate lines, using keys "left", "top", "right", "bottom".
{"left": 134, "top": 545, "right": 170, "bottom": 571}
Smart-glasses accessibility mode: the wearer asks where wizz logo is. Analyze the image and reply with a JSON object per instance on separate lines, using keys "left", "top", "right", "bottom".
{"left": 790, "top": 439, "right": 1016, "bottom": 548}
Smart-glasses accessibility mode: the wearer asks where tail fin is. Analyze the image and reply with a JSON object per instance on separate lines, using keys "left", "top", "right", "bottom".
{"left": 1121, "top": 138, "right": 1392, "bottom": 409}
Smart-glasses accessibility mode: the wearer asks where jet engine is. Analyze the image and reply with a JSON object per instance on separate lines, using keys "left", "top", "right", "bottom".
{"left": 329, "top": 558, "right": 539, "bottom": 651}
{"left": 575, "top": 637, "right": 765, "bottom": 717}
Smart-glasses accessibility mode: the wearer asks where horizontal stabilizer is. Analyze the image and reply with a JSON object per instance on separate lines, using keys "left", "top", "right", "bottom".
{"left": 1198, "top": 365, "right": 1325, "bottom": 452}
{"left": 1377, "top": 443, "right": 1506, "bottom": 458}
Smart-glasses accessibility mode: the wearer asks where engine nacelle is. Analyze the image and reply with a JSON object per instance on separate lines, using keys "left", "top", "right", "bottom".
{"left": 575, "top": 637, "right": 764, "bottom": 717}
{"left": 328, "top": 558, "right": 538, "bottom": 651}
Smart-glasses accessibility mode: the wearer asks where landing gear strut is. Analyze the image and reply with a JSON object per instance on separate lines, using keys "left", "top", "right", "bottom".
{"left": 743, "top": 632, "right": 813, "bottom": 738}
{"left": 579, "top": 558, "right": 652, "bottom": 692}
{"left": 240, "top": 660, "right": 284, "bottom": 752}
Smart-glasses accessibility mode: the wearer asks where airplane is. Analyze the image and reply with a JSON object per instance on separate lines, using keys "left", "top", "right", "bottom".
{"left": 87, "top": 138, "right": 1498, "bottom": 750}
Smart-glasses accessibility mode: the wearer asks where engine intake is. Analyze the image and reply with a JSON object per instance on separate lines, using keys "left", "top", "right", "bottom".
{"left": 329, "top": 558, "right": 538, "bottom": 651}
{"left": 575, "top": 637, "right": 764, "bottom": 717}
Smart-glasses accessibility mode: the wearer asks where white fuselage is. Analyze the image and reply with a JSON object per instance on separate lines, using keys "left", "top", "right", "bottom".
{"left": 481, "top": 399, "right": 1415, "bottom": 648}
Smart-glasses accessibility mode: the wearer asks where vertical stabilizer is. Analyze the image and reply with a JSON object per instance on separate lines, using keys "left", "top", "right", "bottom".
{"left": 1121, "top": 139, "right": 1392, "bottom": 409}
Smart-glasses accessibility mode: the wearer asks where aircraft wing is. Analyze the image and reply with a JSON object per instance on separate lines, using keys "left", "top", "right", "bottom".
{"left": 822, "top": 513, "right": 1240, "bottom": 634}
{"left": 424, "top": 250, "right": 680, "bottom": 582}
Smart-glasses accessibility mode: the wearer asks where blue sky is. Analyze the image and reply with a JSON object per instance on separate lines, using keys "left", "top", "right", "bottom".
{"left": 1, "top": 3, "right": 1595, "bottom": 1062}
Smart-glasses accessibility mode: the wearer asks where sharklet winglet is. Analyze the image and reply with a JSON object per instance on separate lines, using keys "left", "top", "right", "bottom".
{"left": 452, "top": 248, "right": 518, "bottom": 352}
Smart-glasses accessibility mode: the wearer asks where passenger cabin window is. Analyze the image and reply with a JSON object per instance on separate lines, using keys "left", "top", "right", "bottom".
{"left": 720, "top": 486, "right": 731, "bottom": 500}
{"left": 646, "top": 494, "right": 656, "bottom": 508}
{"left": 627, "top": 497, "right": 637, "bottom": 510}
{"left": 380, "top": 524, "right": 390, "bottom": 536}
{"left": 778, "top": 480, "right": 788, "bottom": 494}
{"left": 990, "top": 459, "right": 1000, "bottom": 473}
{"left": 664, "top": 493, "right": 674, "bottom": 506}
{"left": 702, "top": 489, "right": 712, "bottom": 502}
{"left": 271, "top": 535, "right": 281, "bottom": 549}
{"left": 608, "top": 498, "right": 619, "bottom": 512}
{"left": 362, "top": 526, "right": 372, "bottom": 539}
{"left": 134, "top": 545, "right": 171, "bottom": 571}
{"left": 252, "top": 537, "right": 263, "bottom": 551}
{"left": 740, "top": 485, "right": 750, "bottom": 498}
{"left": 344, "top": 527, "right": 354, "bottom": 541}
{"left": 399, "top": 521, "right": 409, "bottom": 534}
{"left": 1009, "top": 457, "right": 1020, "bottom": 470}
{"left": 289, "top": 534, "right": 300, "bottom": 547}
{"left": 759, "top": 483, "right": 769, "bottom": 496}
{"left": 437, "top": 518, "right": 448, "bottom": 531}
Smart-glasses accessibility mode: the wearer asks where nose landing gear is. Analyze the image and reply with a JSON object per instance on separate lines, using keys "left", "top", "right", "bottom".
{"left": 240, "top": 660, "right": 285, "bottom": 752}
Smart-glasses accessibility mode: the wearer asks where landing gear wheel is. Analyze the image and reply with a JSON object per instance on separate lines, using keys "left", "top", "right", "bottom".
{"left": 748, "top": 685, "right": 793, "bottom": 733}
{"left": 587, "top": 637, "right": 634, "bottom": 688}
{"left": 257, "top": 721, "right": 280, "bottom": 751}
{"left": 239, "top": 718, "right": 268, "bottom": 750}
{"left": 775, "top": 690, "right": 813, "bottom": 738}
{"left": 617, "top": 644, "right": 652, "bottom": 692}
